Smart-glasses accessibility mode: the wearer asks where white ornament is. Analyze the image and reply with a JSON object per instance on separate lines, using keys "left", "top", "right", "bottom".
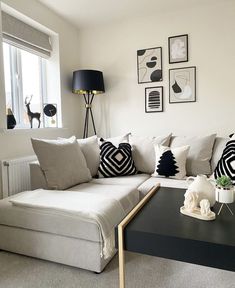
{"left": 186, "top": 175, "right": 216, "bottom": 207}
{"left": 184, "top": 191, "right": 198, "bottom": 212}
{"left": 200, "top": 199, "right": 211, "bottom": 216}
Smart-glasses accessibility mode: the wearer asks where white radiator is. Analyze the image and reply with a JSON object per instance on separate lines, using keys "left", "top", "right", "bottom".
{"left": 1, "top": 156, "right": 37, "bottom": 198}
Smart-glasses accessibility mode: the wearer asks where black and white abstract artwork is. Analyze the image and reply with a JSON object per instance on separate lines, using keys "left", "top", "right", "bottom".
{"left": 145, "top": 86, "right": 163, "bottom": 113}
{"left": 168, "top": 34, "right": 188, "bottom": 64}
{"left": 169, "top": 66, "right": 196, "bottom": 103}
{"left": 137, "top": 47, "right": 162, "bottom": 83}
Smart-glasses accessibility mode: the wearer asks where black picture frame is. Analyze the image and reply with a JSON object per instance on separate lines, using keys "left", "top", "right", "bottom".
{"left": 137, "top": 47, "right": 162, "bottom": 84}
{"left": 168, "top": 34, "right": 188, "bottom": 64}
{"left": 169, "top": 66, "right": 196, "bottom": 104}
{"left": 145, "top": 86, "right": 163, "bottom": 113}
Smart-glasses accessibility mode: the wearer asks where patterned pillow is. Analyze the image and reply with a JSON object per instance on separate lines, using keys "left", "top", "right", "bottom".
{"left": 214, "top": 134, "right": 235, "bottom": 184}
{"left": 152, "top": 144, "right": 190, "bottom": 180}
{"left": 98, "top": 140, "right": 137, "bottom": 178}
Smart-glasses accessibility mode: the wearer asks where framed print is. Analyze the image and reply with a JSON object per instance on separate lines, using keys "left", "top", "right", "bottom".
{"left": 137, "top": 47, "right": 162, "bottom": 84}
{"left": 169, "top": 66, "right": 196, "bottom": 104}
{"left": 145, "top": 86, "right": 163, "bottom": 113}
{"left": 168, "top": 34, "right": 188, "bottom": 64}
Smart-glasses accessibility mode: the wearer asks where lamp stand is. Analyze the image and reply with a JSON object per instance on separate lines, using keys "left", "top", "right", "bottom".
{"left": 83, "top": 92, "right": 96, "bottom": 138}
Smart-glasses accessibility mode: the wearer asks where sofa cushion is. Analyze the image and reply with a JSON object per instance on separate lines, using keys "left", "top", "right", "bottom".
{"left": 214, "top": 135, "right": 235, "bottom": 184}
{"left": 91, "top": 173, "right": 150, "bottom": 189}
{"left": 152, "top": 145, "right": 190, "bottom": 180}
{"left": 138, "top": 177, "right": 188, "bottom": 198}
{"left": 99, "top": 133, "right": 130, "bottom": 146}
{"left": 211, "top": 137, "right": 229, "bottom": 172}
{"left": 98, "top": 140, "right": 137, "bottom": 178}
{"left": 129, "top": 133, "right": 172, "bottom": 174}
{"left": 0, "top": 183, "right": 139, "bottom": 243}
{"left": 170, "top": 134, "right": 216, "bottom": 176}
{"left": 31, "top": 136, "right": 91, "bottom": 190}
{"left": 77, "top": 136, "right": 100, "bottom": 177}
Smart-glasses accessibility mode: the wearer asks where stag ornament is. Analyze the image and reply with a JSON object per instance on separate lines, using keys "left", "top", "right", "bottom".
{"left": 25, "top": 95, "right": 41, "bottom": 128}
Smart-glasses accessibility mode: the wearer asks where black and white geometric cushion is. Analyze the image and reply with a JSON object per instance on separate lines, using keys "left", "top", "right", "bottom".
{"left": 98, "top": 140, "right": 137, "bottom": 178}
{"left": 214, "top": 135, "right": 235, "bottom": 185}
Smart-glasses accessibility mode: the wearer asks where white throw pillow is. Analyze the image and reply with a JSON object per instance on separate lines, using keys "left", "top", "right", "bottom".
{"left": 152, "top": 144, "right": 190, "bottom": 180}
{"left": 58, "top": 135, "right": 100, "bottom": 177}
{"left": 77, "top": 136, "right": 100, "bottom": 177}
{"left": 99, "top": 133, "right": 130, "bottom": 147}
{"left": 129, "top": 134, "right": 172, "bottom": 174}
{"left": 31, "top": 136, "right": 92, "bottom": 190}
{"left": 170, "top": 134, "right": 216, "bottom": 176}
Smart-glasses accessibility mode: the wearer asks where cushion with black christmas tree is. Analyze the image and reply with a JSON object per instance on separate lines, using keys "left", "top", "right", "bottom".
{"left": 214, "top": 134, "right": 235, "bottom": 185}
{"left": 152, "top": 144, "right": 190, "bottom": 180}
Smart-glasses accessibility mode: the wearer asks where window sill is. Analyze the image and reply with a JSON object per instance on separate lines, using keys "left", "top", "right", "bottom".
{"left": 0, "top": 127, "right": 68, "bottom": 135}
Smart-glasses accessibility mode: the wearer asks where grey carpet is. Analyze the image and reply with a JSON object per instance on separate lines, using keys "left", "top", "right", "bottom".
{"left": 0, "top": 250, "right": 234, "bottom": 288}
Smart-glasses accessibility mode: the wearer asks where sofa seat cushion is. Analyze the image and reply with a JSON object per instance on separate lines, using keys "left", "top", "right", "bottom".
{"left": 0, "top": 184, "right": 139, "bottom": 243}
{"left": 138, "top": 177, "right": 188, "bottom": 198}
{"left": 91, "top": 174, "right": 150, "bottom": 189}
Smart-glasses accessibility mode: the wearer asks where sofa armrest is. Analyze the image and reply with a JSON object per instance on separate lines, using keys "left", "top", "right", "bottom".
{"left": 30, "top": 161, "right": 48, "bottom": 190}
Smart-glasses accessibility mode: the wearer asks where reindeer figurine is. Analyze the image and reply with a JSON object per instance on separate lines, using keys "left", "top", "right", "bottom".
{"left": 25, "top": 95, "right": 41, "bottom": 128}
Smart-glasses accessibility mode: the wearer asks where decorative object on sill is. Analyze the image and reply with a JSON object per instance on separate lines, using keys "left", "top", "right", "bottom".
{"left": 169, "top": 66, "right": 196, "bottom": 103}
{"left": 137, "top": 46, "right": 162, "bottom": 84}
{"left": 145, "top": 86, "right": 163, "bottom": 113}
{"left": 7, "top": 108, "right": 16, "bottom": 129}
{"left": 180, "top": 192, "right": 216, "bottom": 221}
{"left": 186, "top": 174, "right": 216, "bottom": 207}
{"left": 168, "top": 34, "right": 188, "bottom": 64}
{"left": 43, "top": 103, "right": 57, "bottom": 128}
{"left": 215, "top": 175, "right": 234, "bottom": 215}
{"left": 72, "top": 70, "right": 105, "bottom": 138}
{"left": 24, "top": 95, "right": 41, "bottom": 128}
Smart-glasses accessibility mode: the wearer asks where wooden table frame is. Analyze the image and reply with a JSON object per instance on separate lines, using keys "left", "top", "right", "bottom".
{"left": 117, "top": 184, "right": 160, "bottom": 288}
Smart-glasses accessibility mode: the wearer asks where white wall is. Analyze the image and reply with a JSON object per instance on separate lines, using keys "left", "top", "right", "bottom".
{"left": 77, "top": 1, "right": 235, "bottom": 138}
{"left": 0, "top": 0, "right": 83, "bottom": 197}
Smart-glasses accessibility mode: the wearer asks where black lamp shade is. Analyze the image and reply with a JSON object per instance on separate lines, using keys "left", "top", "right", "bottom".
{"left": 72, "top": 70, "right": 105, "bottom": 94}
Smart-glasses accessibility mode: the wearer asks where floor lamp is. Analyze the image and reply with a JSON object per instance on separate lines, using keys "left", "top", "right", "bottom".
{"left": 72, "top": 70, "right": 105, "bottom": 138}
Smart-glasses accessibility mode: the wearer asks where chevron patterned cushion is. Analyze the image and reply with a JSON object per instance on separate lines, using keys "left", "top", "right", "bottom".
{"left": 98, "top": 140, "right": 137, "bottom": 178}
{"left": 214, "top": 135, "right": 235, "bottom": 185}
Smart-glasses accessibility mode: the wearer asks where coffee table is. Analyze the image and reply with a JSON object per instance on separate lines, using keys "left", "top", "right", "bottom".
{"left": 116, "top": 185, "right": 235, "bottom": 288}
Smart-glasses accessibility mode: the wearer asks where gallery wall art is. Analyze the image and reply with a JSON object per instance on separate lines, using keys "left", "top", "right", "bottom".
{"left": 168, "top": 34, "right": 188, "bottom": 64}
{"left": 145, "top": 86, "right": 163, "bottom": 113}
{"left": 137, "top": 34, "right": 196, "bottom": 110}
{"left": 137, "top": 47, "right": 162, "bottom": 84}
{"left": 169, "top": 66, "right": 196, "bottom": 103}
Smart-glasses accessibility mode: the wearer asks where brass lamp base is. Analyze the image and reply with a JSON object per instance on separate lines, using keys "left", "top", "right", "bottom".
{"left": 83, "top": 92, "right": 96, "bottom": 138}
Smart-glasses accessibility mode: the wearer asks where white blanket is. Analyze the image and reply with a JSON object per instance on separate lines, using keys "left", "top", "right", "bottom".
{"left": 10, "top": 189, "right": 126, "bottom": 259}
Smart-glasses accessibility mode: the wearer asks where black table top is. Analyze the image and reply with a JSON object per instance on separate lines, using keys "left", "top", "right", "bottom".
{"left": 116, "top": 187, "right": 235, "bottom": 271}
{"left": 126, "top": 187, "right": 235, "bottom": 247}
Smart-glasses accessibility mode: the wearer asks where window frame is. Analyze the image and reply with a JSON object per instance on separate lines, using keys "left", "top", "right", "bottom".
{"left": 3, "top": 42, "right": 47, "bottom": 129}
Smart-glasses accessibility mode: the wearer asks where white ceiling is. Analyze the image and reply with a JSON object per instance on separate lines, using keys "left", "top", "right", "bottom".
{"left": 38, "top": 0, "right": 229, "bottom": 29}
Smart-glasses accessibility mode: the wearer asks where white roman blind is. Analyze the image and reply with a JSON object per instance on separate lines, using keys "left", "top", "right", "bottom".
{"left": 1, "top": 11, "right": 52, "bottom": 58}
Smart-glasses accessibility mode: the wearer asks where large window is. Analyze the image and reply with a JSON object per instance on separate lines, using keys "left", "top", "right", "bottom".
{"left": 1, "top": 11, "right": 61, "bottom": 130}
{"left": 3, "top": 42, "right": 47, "bottom": 128}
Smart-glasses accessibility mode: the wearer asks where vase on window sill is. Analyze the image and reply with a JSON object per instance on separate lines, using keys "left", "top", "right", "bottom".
{"left": 7, "top": 108, "right": 16, "bottom": 129}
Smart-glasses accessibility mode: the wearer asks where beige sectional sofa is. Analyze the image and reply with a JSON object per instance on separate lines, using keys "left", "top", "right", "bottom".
{"left": 0, "top": 134, "right": 228, "bottom": 272}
